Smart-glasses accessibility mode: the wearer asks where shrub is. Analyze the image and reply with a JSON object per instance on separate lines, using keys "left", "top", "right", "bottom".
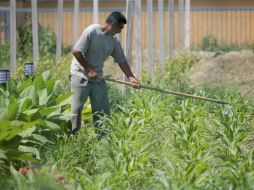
{"left": 0, "top": 70, "right": 72, "bottom": 176}
{"left": 202, "top": 35, "right": 218, "bottom": 51}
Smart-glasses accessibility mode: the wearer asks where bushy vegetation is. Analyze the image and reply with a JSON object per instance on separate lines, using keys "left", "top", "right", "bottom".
{"left": 195, "top": 35, "right": 254, "bottom": 52}
{"left": 33, "top": 54, "right": 252, "bottom": 189}
{"left": 0, "top": 71, "right": 72, "bottom": 176}
{"left": 0, "top": 18, "right": 71, "bottom": 69}
{"left": 1, "top": 20, "right": 254, "bottom": 189}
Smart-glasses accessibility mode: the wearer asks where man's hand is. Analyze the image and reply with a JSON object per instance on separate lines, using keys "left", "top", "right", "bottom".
{"left": 87, "top": 69, "right": 97, "bottom": 79}
{"left": 118, "top": 61, "right": 140, "bottom": 89}
{"left": 128, "top": 77, "right": 140, "bottom": 89}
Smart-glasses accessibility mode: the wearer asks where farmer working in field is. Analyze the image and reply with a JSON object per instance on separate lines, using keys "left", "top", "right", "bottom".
{"left": 70, "top": 11, "right": 139, "bottom": 136}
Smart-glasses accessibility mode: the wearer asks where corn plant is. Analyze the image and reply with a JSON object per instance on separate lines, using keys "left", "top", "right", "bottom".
{"left": 2, "top": 52, "right": 253, "bottom": 190}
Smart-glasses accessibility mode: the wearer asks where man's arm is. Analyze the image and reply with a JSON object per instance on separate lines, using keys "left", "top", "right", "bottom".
{"left": 118, "top": 61, "right": 140, "bottom": 88}
{"left": 72, "top": 50, "right": 97, "bottom": 79}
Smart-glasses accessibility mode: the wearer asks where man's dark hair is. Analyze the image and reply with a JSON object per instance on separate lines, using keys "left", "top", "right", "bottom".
{"left": 106, "top": 11, "right": 127, "bottom": 25}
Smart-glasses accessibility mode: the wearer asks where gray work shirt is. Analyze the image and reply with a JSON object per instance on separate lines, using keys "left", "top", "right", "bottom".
{"left": 70, "top": 24, "right": 126, "bottom": 79}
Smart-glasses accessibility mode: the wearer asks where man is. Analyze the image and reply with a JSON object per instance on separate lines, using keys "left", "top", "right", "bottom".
{"left": 70, "top": 11, "right": 139, "bottom": 135}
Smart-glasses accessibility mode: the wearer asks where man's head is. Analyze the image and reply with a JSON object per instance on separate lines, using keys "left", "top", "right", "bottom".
{"left": 105, "top": 11, "right": 127, "bottom": 35}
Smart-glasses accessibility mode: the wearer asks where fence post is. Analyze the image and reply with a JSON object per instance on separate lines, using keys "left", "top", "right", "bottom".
{"left": 158, "top": 0, "right": 165, "bottom": 70}
{"left": 4, "top": 10, "right": 10, "bottom": 43}
{"left": 124, "top": 0, "right": 135, "bottom": 95}
{"left": 178, "top": 0, "right": 184, "bottom": 49}
{"left": 185, "top": 0, "right": 190, "bottom": 49}
{"left": 169, "top": 0, "right": 175, "bottom": 57}
{"left": 56, "top": 0, "right": 63, "bottom": 61}
{"left": 93, "top": 0, "right": 99, "bottom": 24}
{"left": 73, "top": 0, "right": 79, "bottom": 46}
{"left": 117, "top": 33, "right": 122, "bottom": 43}
{"left": 147, "top": 0, "right": 154, "bottom": 76}
{"left": 32, "top": 0, "right": 39, "bottom": 66}
{"left": 10, "top": 0, "right": 16, "bottom": 73}
{"left": 135, "top": 0, "right": 142, "bottom": 79}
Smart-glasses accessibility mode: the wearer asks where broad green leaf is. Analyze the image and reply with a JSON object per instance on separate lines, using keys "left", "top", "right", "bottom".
{"left": 42, "top": 70, "right": 51, "bottom": 81}
{"left": 0, "top": 102, "right": 19, "bottom": 120}
{"left": 45, "top": 80, "right": 55, "bottom": 94}
{"left": 19, "top": 85, "right": 32, "bottom": 98}
{"left": 20, "top": 85, "right": 37, "bottom": 105}
{"left": 20, "top": 139, "right": 38, "bottom": 144}
{"left": 22, "top": 109, "right": 42, "bottom": 122}
{"left": 21, "top": 108, "right": 41, "bottom": 121}
{"left": 47, "top": 107, "right": 61, "bottom": 118}
{"left": 0, "top": 87, "right": 8, "bottom": 97}
{"left": 18, "top": 113, "right": 30, "bottom": 122}
{"left": 38, "top": 89, "right": 49, "bottom": 106}
{"left": 0, "top": 120, "right": 35, "bottom": 141}
{"left": 39, "top": 106, "right": 58, "bottom": 117}
{"left": 0, "top": 150, "right": 7, "bottom": 160}
{"left": 19, "top": 127, "right": 36, "bottom": 138}
{"left": 56, "top": 93, "right": 72, "bottom": 107}
{"left": 18, "top": 145, "right": 40, "bottom": 159}
{"left": 52, "top": 80, "right": 60, "bottom": 95}
{"left": 18, "top": 98, "right": 32, "bottom": 112}
{"left": 55, "top": 111, "right": 72, "bottom": 121}
{"left": 6, "top": 149, "right": 36, "bottom": 161}
{"left": 33, "top": 75, "right": 45, "bottom": 90}
{"left": 23, "top": 108, "right": 39, "bottom": 115}
{"left": 0, "top": 108, "right": 5, "bottom": 118}
{"left": 31, "top": 134, "right": 54, "bottom": 145}
{"left": 0, "top": 97, "right": 7, "bottom": 108}
{"left": 36, "top": 120, "right": 60, "bottom": 130}
{"left": 6, "top": 102, "right": 19, "bottom": 120}
{"left": 29, "top": 86, "right": 38, "bottom": 105}
{"left": 82, "top": 106, "right": 92, "bottom": 115}
{"left": 0, "top": 136, "right": 22, "bottom": 149}
{"left": 16, "top": 78, "right": 33, "bottom": 93}
{"left": 44, "top": 120, "right": 61, "bottom": 130}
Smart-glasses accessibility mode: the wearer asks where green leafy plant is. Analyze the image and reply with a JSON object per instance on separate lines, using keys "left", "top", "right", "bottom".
{"left": 197, "top": 35, "right": 254, "bottom": 52}
{"left": 2, "top": 52, "right": 254, "bottom": 190}
{"left": 0, "top": 70, "right": 72, "bottom": 175}
{"left": 202, "top": 35, "right": 218, "bottom": 51}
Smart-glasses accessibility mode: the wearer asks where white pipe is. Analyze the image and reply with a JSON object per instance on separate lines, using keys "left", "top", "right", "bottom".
{"left": 185, "top": 0, "right": 191, "bottom": 49}
{"left": 93, "top": 0, "right": 99, "bottom": 24}
{"left": 10, "top": 0, "right": 16, "bottom": 72}
{"left": 135, "top": 0, "right": 142, "bottom": 78}
{"left": 158, "top": 0, "right": 165, "bottom": 69}
{"left": 124, "top": 0, "right": 135, "bottom": 94}
{"left": 56, "top": 0, "right": 63, "bottom": 61}
{"left": 169, "top": 0, "right": 175, "bottom": 57}
{"left": 147, "top": 0, "right": 154, "bottom": 76}
{"left": 73, "top": 0, "right": 79, "bottom": 46}
{"left": 32, "top": 0, "right": 39, "bottom": 65}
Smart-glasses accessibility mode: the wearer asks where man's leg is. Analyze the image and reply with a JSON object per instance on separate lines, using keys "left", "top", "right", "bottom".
{"left": 71, "top": 76, "right": 90, "bottom": 134}
{"left": 89, "top": 80, "right": 110, "bottom": 137}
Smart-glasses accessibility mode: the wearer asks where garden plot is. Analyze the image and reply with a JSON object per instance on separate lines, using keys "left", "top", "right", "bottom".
{"left": 189, "top": 50, "right": 254, "bottom": 96}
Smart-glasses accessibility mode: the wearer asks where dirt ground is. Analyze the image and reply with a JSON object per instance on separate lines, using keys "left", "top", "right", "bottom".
{"left": 103, "top": 49, "right": 254, "bottom": 97}
{"left": 188, "top": 50, "right": 254, "bottom": 96}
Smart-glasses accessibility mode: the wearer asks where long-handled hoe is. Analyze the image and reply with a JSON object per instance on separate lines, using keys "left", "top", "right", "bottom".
{"left": 98, "top": 76, "right": 229, "bottom": 105}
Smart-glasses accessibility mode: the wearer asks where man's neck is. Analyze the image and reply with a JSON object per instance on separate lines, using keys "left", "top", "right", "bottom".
{"left": 101, "top": 24, "right": 113, "bottom": 36}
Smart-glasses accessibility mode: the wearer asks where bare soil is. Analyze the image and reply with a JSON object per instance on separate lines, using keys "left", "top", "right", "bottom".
{"left": 103, "top": 50, "right": 254, "bottom": 97}
{"left": 188, "top": 50, "right": 254, "bottom": 96}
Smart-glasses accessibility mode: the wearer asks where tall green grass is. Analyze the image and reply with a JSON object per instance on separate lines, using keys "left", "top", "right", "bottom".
{"left": 3, "top": 52, "right": 254, "bottom": 189}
